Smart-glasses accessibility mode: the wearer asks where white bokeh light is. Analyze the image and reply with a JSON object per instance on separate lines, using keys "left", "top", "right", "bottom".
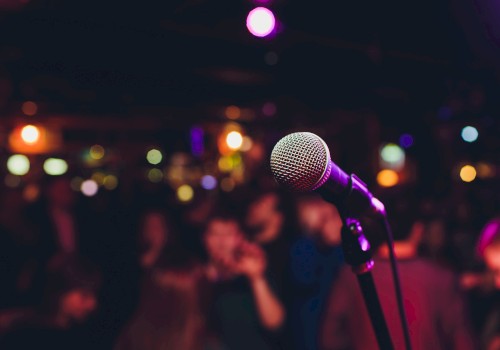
{"left": 81, "top": 179, "right": 99, "bottom": 197}
{"left": 7, "top": 154, "right": 30, "bottom": 176}
{"left": 246, "top": 7, "right": 276, "bottom": 38}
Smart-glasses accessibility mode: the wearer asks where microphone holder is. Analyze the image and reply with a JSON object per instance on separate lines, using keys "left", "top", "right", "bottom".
{"left": 339, "top": 217, "right": 394, "bottom": 350}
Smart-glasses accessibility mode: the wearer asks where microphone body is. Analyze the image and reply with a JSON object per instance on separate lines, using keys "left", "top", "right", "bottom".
{"left": 270, "top": 132, "right": 384, "bottom": 217}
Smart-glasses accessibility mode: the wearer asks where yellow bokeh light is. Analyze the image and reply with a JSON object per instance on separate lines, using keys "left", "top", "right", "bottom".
{"left": 460, "top": 165, "right": 477, "bottom": 183}
{"left": 146, "top": 149, "right": 163, "bottom": 165}
{"left": 103, "top": 175, "right": 118, "bottom": 190}
{"left": 376, "top": 169, "right": 399, "bottom": 187}
{"left": 90, "top": 145, "right": 105, "bottom": 160}
{"left": 218, "top": 156, "right": 234, "bottom": 172}
{"left": 22, "top": 101, "right": 38, "bottom": 116}
{"left": 91, "top": 172, "right": 106, "bottom": 185}
{"left": 177, "top": 184, "right": 194, "bottom": 202}
{"left": 147, "top": 168, "right": 164, "bottom": 183}
{"left": 21, "top": 125, "right": 40, "bottom": 144}
{"left": 226, "top": 131, "right": 243, "bottom": 150}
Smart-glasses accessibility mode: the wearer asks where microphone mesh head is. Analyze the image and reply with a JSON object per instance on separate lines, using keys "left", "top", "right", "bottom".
{"left": 270, "top": 132, "right": 332, "bottom": 192}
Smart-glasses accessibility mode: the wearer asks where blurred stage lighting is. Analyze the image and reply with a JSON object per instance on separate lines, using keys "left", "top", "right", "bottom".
{"left": 246, "top": 7, "right": 276, "bottom": 38}
{"left": 376, "top": 169, "right": 399, "bottom": 187}
{"left": 81, "top": 179, "right": 99, "bottom": 196}
{"left": 201, "top": 175, "right": 217, "bottom": 190}
{"left": 460, "top": 165, "right": 477, "bottom": 182}
{"left": 7, "top": 154, "right": 30, "bottom": 176}
{"left": 21, "top": 125, "right": 40, "bottom": 144}
{"left": 461, "top": 126, "right": 478, "bottom": 143}
{"left": 147, "top": 149, "right": 163, "bottom": 165}
{"left": 226, "top": 131, "right": 243, "bottom": 150}
{"left": 90, "top": 145, "right": 105, "bottom": 160}
{"left": 399, "top": 134, "right": 414, "bottom": 148}
{"left": 91, "top": 172, "right": 106, "bottom": 185}
{"left": 380, "top": 143, "right": 405, "bottom": 170}
{"left": 220, "top": 177, "right": 235, "bottom": 192}
{"left": 147, "top": 168, "right": 164, "bottom": 183}
{"left": 103, "top": 175, "right": 118, "bottom": 190}
{"left": 225, "top": 106, "right": 241, "bottom": 120}
{"left": 190, "top": 127, "right": 204, "bottom": 157}
{"left": 43, "top": 158, "right": 68, "bottom": 176}
{"left": 23, "top": 184, "right": 40, "bottom": 202}
{"left": 177, "top": 184, "right": 194, "bottom": 202}
{"left": 22, "top": 101, "right": 38, "bottom": 116}
{"left": 218, "top": 156, "right": 234, "bottom": 172}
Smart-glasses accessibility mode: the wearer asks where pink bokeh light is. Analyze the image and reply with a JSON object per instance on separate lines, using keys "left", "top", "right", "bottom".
{"left": 246, "top": 7, "right": 276, "bottom": 38}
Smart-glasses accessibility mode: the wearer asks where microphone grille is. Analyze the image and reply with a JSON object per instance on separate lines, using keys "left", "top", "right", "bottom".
{"left": 270, "top": 132, "right": 332, "bottom": 192}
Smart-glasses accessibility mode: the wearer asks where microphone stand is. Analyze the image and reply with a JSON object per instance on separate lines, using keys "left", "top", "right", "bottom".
{"left": 339, "top": 217, "right": 395, "bottom": 350}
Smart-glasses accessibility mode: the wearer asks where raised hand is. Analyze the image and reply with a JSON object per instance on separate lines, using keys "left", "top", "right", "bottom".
{"left": 233, "top": 241, "right": 267, "bottom": 281}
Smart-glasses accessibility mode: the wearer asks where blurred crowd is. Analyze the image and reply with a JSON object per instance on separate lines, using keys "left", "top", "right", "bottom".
{"left": 0, "top": 174, "right": 499, "bottom": 350}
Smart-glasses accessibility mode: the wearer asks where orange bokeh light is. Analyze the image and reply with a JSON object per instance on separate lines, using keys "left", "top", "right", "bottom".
{"left": 377, "top": 169, "right": 399, "bottom": 187}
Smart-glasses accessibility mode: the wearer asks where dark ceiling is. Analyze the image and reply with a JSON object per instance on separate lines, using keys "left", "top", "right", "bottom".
{"left": 1, "top": 0, "right": 500, "bottom": 128}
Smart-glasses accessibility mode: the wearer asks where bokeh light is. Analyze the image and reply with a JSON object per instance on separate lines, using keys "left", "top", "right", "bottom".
{"left": 23, "top": 184, "right": 40, "bottom": 202}
{"left": 381, "top": 143, "right": 404, "bottom": 163}
{"left": 90, "top": 145, "right": 105, "bottom": 160}
{"left": 22, "top": 101, "right": 38, "bottom": 116}
{"left": 190, "top": 127, "right": 204, "bottom": 157}
{"left": 43, "top": 158, "right": 68, "bottom": 176}
{"left": 81, "top": 179, "right": 99, "bottom": 196}
{"left": 460, "top": 165, "right": 477, "bottom": 182}
{"left": 461, "top": 126, "right": 478, "bottom": 143}
{"left": 91, "top": 172, "right": 106, "bottom": 185}
{"left": 177, "top": 184, "right": 194, "bottom": 202}
{"left": 218, "top": 156, "right": 234, "bottom": 172}
{"left": 103, "top": 175, "right": 118, "bottom": 190}
{"left": 147, "top": 168, "right": 164, "bottom": 183}
{"left": 246, "top": 7, "right": 276, "bottom": 38}
{"left": 7, "top": 154, "right": 30, "bottom": 175}
{"left": 226, "top": 131, "right": 243, "bottom": 150}
{"left": 477, "top": 162, "right": 495, "bottom": 179}
{"left": 147, "top": 149, "right": 163, "bottom": 165}
{"left": 225, "top": 106, "right": 241, "bottom": 120}
{"left": 399, "top": 134, "right": 414, "bottom": 148}
{"left": 220, "top": 177, "right": 235, "bottom": 192}
{"left": 201, "top": 175, "right": 217, "bottom": 190}
{"left": 262, "top": 102, "right": 277, "bottom": 116}
{"left": 241, "top": 136, "right": 253, "bottom": 152}
{"left": 380, "top": 143, "right": 405, "bottom": 170}
{"left": 21, "top": 125, "right": 40, "bottom": 144}
{"left": 376, "top": 169, "right": 399, "bottom": 187}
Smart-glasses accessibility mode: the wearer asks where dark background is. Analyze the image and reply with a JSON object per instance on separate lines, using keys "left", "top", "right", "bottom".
{"left": 1, "top": 0, "right": 500, "bottom": 238}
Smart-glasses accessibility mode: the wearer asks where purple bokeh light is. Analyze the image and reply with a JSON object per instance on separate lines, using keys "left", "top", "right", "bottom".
{"left": 399, "top": 133, "right": 414, "bottom": 148}
{"left": 190, "top": 126, "right": 204, "bottom": 157}
{"left": 246, "top": 7, "right": 276, "bottom": 38}
{"left": 262, "top": 102, "right": 277, "bottom": 117}
{"left": 201, "top": 175, "right": 217, "bottom": 190}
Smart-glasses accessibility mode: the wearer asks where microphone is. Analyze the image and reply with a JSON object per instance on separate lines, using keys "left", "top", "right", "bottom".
{"left": 270, "top": 132, "right": 385, "bottom": 217}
